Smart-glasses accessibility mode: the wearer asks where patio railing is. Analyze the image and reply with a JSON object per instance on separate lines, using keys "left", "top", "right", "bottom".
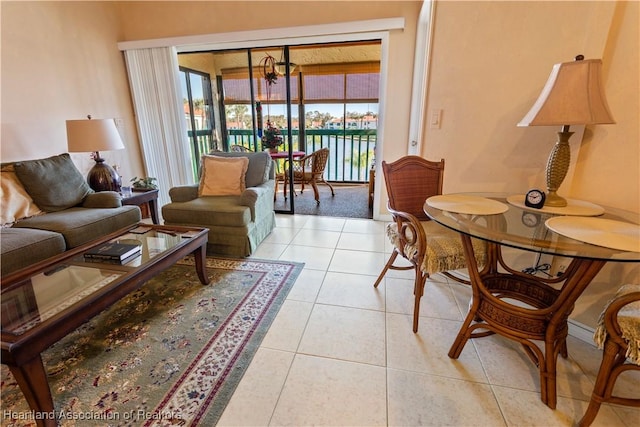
{"left": 223, "top": 129, "right": 377, "bottom": 183}
{"left": 189, "top": 129, "right": 377, "bottom": 183}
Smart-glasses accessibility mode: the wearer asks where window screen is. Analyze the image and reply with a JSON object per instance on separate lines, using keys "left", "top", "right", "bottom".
{"left": 221, "top": 62, "right": 378, "bottom": 104}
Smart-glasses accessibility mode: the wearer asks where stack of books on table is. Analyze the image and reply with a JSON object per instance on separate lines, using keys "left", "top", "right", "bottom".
{"left": 84, "top": 242, "right": 141, "bottom": 264}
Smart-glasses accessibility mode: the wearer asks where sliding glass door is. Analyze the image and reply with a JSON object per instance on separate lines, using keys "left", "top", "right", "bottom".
{"left": 178, "top": 41, "right": 381, "bottom": 215}
{"left": 180, "top": 67, "right": 216, "bottom": 180}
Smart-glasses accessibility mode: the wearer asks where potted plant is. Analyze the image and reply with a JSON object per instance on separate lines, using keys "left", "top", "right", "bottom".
{"left": 130, "top": 176, "right": 158, "bottom": 190}
{"left": 262, "top": 120, "right": 283, "bottom": 152}
{"left": 259, "top": 54, "right": 284, "bottom": 152}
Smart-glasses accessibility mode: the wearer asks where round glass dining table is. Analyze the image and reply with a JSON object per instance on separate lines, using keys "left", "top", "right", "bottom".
{"left": 423, "top": 192, "right": 639, "bottom": 409}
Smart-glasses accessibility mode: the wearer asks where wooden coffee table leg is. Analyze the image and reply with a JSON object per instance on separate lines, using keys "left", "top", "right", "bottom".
{"left": 148, "top": 198, "right": 159, "bottom": 225}
{"left": 9, "top": 355, "right": 57, "bottom": 427}
{"left": 194, "top": 244, "right": 210, "bottom": 285}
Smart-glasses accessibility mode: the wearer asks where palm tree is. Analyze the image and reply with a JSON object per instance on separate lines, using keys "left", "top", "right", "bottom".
{"left": 225, "top": 104, "right": 249, "bottom": 129}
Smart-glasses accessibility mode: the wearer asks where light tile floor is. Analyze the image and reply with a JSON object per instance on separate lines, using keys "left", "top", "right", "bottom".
{"left": 218, "top": 215, "right": 639, "bottom": 426}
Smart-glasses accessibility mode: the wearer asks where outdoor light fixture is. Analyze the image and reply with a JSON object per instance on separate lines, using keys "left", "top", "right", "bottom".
{"left": 275, "top": 61, "right": 296, "bottom": 76}
{"left": 66, "top": 115, "right": 125, "bottom": 192}
{"left": 518, "top": 55, "right": 615, "bottom": 207}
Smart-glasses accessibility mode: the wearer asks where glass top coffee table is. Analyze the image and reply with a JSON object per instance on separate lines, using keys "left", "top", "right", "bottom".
{"left": 1, "top": 224, "right": 209, "bottom": 426}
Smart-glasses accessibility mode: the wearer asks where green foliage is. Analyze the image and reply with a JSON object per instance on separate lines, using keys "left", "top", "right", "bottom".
{"left": 261, "top": 121, "right": 283, "bottom": 149}
{"left": 130, "top": 176, "right": 158, "bottom": 189}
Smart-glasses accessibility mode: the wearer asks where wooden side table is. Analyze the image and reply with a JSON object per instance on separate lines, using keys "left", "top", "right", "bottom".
{"left": 121, "top": 189, "right": 159, "bottom": 224}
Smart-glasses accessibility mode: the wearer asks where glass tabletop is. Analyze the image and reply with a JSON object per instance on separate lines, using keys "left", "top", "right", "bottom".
{"left": 1, "top": 227, "right": 202, "bottom": 336}
{"left": 75, "top": 227, "right": 193, "bottom": 268}
{"left": 1, "top": 265, "right": 125, "bottom": 335}
{"left": 423, "top": 193, "right": 640, "bottom": 262}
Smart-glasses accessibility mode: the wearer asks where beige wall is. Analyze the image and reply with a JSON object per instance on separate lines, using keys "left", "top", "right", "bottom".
{"left": 1, "top": 0, "right": 420, "bottom": 182}
{"left": 421, "top": 1, "right": 639, "bottom": 328}
{"left": 114, "top": 1, "right": 420, "bottom": 40}
{"left": 0, "top": 1, "right": 143, "bottom": 179}
{"left": 423, "top": 0, "right": 639, "bottom": 213}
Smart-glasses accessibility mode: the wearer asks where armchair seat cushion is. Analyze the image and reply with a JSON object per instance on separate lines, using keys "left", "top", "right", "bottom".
{"left": 386, "top": 220, "right": 486, "bottom": 275}
{"left": 162, "top": 196, "right": 251, "bottom": 228}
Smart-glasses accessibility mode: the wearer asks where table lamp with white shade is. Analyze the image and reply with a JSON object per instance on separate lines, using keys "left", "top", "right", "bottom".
{"left": 518, "top": 55, "right": 615, "bottom": 207}
{"left": 66, "top": 115, "right": 124, "bottom": 192}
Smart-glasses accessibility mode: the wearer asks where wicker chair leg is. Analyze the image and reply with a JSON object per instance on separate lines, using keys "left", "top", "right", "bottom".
{"left": 412, "top": 269, "right": 428, "bottom": 333}
{"left": 578, "top": 341, "right": 625, "bottom": 427}
{"left": 311, "top": 180, "right": 320, "bottom": 203}
{"left": 283, "top": 175, "right": 288, "bottom": 200}
{"left": 560, "top": 339, "right": 568, "bottom": 358}
{"left": 374, "top": 251, "right": 399, "bottom": 288}
{"left": 324, "top": 178, "right": 335, "bottom": 196}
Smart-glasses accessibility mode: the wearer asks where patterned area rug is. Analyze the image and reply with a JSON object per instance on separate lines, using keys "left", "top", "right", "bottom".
{"left": 1, "top": 257, "right": 303, "bottom": 426}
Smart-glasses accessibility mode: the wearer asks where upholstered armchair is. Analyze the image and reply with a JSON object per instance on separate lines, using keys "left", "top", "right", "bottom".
{"left": 162, "top": 151, "right": 276, "bottom": 257}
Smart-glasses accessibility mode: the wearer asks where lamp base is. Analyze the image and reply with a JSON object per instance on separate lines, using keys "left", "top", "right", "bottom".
{"left": 87, "top": 159, "right": 121, "bottom": 192}
{"left": 544, "top": 128, "right": 573, "bottom": 208}
{"left": 545, "top": 190, "right": 567, "bottom": 207}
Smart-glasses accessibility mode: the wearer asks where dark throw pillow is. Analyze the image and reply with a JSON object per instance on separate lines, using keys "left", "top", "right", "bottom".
{"left": 14, "top": 153, "right": 93, "bottom": 212}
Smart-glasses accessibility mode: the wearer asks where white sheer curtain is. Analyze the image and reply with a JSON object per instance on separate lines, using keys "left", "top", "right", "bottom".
{"left": 123, "top": 47, "right": 194, "bottom": 214}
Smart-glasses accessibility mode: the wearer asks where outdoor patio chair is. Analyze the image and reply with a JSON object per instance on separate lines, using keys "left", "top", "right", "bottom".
{"left": 230, "top": 144, "right": 252, "bottom": 152}
{"left": 283, "top": 147, "right": 335, "bottom": 204}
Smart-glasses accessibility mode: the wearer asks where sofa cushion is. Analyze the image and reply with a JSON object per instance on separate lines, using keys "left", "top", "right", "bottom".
{"left": 0, "top": 227, "right": 66, "bottom": 276}
{"left": 13, "top": 205, "right": 141, "bottom": 248}
{"left": 207, "top": 151, "right": 271, "bottom": 187}
{"left": 198, "top": 155, "right": 249, "bottom": 196}
{"left": 1, "top": 168, "right": 44, "bottom": 226}
{"left": 13, "top": 153, "right": 92, "bottom": 212}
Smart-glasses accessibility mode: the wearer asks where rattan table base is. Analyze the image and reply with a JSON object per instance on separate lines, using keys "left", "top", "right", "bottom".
{"left": 448, "top": 235, "right": 606, "bottom": 409}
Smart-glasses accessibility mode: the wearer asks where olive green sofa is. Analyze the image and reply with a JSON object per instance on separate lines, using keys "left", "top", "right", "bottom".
{"left": 1, "top": 154, "right": 141, "bottom": 277}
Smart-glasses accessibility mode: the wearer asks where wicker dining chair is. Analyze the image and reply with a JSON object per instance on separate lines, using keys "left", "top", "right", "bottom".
{"left": 283, "top": 147, "right": 335, "bottom": 204}
{"left": 578, "top": 284, "right": 640, "bottom": 427}
{"left": 373, "top": 156, "right": 486, "bottom": 332}
{"left": 230, "top": 144, "right": 252, "bottom": 152}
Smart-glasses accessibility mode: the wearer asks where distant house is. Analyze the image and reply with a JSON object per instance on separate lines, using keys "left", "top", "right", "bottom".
{"left": 325, "top": 116, "right": 377, "bottom": 130}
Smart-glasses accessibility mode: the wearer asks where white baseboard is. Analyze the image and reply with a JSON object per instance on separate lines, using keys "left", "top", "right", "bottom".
{"left": 568, "top": 320, "right": 596, "bottom": 347}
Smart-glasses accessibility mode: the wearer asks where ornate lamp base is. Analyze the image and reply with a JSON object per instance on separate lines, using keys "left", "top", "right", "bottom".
{"left": 545, "top": 127, "right": 574, "bottom": 207}
{"left": 87, "top": 158, "right": 121, "bottom": 192}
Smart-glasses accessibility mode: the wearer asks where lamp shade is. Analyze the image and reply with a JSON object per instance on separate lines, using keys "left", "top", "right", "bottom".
{"left": 518, "top": 58, "right": 615, "bottom": 126}
{"left": 66, "top": 118, "right": 124, "bottom": 152}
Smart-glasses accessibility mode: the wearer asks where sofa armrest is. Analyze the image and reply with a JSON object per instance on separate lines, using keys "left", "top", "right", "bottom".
{"left": 240, "top": 180, "right": 275, "bottom": 221}
{"left": 169, "top": 185, "right": 199, "bottom": 202}
{"left": 82, "top": 191, "right": 122, "bottom": 208}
